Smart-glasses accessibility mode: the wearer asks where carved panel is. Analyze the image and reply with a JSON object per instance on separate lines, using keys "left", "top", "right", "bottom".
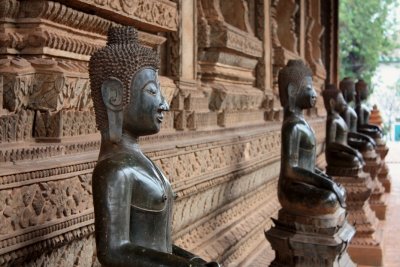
{"left": 0, "top": 110, "right": 34, "bottom": 143}
{"left": 1, "top": 58, "right": 90, "bottom": 112}
{"left": 271, "top": 0, "right": 298, "bottom": 53}
{"left": 0, "top": 173, "right": 94, "bottom": 265}
{"left": 305, "top": 0, "right": 326, "bottom": 80}
{"left": 59, "top": 0, "right": 178, "bottom": 31}
{"left": 0, "top": 0, "right": 167, "bottom": 60}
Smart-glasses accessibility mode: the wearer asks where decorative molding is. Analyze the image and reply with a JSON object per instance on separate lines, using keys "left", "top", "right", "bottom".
{"left": 0, "top": 1, "right": 167, "bottom": 60}
{"left": 59, "top": 0, "right": 178, "bottom": 31}
{"left": 305, "top": 0, "right": 326, "bottom": 80}
{"left": 0, "top": 110, "right": 34, "bottom": 143}
{"left": 271, "top": 0, "right": 298, "bottom": 54}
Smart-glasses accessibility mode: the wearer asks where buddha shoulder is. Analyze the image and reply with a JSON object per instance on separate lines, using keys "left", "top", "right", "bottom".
{"left": 93, "top": 152, "right": 169, "bottom": 212}
{"left": 282, "top": 117, "right": 310, "bottom": 134}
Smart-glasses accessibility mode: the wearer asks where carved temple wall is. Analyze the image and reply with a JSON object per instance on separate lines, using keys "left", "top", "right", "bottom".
{"left": 0, "top": 0, "right": 339, "bottom": 266}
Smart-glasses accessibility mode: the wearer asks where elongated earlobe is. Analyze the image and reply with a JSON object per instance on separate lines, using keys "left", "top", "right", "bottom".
{"left": 287, "top": 83, "right": 296, "bottom": 111}
{"left": 329, "top": 98, "right": 336, "bottom": 112}
{"left": 101, "top": 77, "right": 124, "bottom": 143}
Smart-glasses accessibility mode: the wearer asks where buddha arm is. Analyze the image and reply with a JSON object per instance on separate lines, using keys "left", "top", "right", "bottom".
{"left": 92, "top": 166, "right": 199, "bottom": 267}
{"left": 315, "top": 168, "right": 331, "bottom": 179}
{"left": 348, "top": 132, "right": 375, "bottom": 145}
{"left": 282, "top": 124, "right": 336, "bottom": 190}
{"left": 173, "top": 246, "right": 220, "bottom": 267}
{"left": 364, "top": 123, "right": 382, "bottom": 132}
{"left": 282, "top": 123, "right": 346, "bottom": 208}
{"left": 326, "top": 142, "right": 363, "bottom": 162}
{"left": 326, "top": 119, "right": 363, "bottom": 161}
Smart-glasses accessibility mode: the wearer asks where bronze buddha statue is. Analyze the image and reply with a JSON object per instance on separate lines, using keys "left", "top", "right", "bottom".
{"left": 355, "top": 79, "right": 383, "bottom": 139}
{"left": 277, "top": 60, "right": 346, "bottom": 216}
{"left": 322, "top": 85, "right": 364, "bottom": 172}
{"left": 339, "top": 78, "right": 376, "bottom": 152}
{"left": 89, "top": 26, "right": 219, "bottom": 267}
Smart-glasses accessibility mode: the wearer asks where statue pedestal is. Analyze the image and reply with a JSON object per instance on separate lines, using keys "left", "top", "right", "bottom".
{"left": 332, "top": 171, "right": 384, "bottom": 267}
{"left": 363, "top": 156, "right": 387, "bottom": 220}
{"left": 378, "top": 162, "right": 391, "bottom": 192}
{"left": 376, "top": 143, "right": 391, "bottom": 192}
{"left": 265, "top": 208, "right": 356, "bottom": 267}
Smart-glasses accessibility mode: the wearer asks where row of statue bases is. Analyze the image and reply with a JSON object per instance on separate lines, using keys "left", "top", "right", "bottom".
{"left": 88, "top": 26, "right": 390, "bottom": 267}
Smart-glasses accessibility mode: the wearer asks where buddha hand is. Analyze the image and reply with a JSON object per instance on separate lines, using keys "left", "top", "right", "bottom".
{"left": 332, "top": 182, "right": 346, "bottom": 208}
{"left": 205, "top": 262, "right": 221, "bottom": 267}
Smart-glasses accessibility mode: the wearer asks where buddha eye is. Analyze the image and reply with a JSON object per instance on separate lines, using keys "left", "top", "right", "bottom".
{"left": 145, "top": 83, "right": 158, "bottom": 96}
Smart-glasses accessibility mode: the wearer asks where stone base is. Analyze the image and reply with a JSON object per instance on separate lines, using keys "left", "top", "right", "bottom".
{"left": 348, "top": 240, "right": 384, "bottom": 267}
{"left": 369, "top": 180, "right": 387, "bottom": 220}
{"left": 381, "top": 175, "right": 391, "bottom": 193}
{"left": 332, "top": 172, "right": 384, "bottom": 267}
{"left": 265, "top": 208, "right": 356, "bottom": 267}
{"left": 370, "top": 201, "right": 387, "bottom": 220}
{"left": 378, "top": 162, "right": 391, "bottom": 193}
{"left": 363, "top": 157, "right": 387, "bottom": 220}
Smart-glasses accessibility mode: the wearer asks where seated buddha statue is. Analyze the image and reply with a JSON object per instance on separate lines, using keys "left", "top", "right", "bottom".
{"left": 339, "top": 78, "right": 376, "bottom": 152}
{"left": 355, "top": 79, "right": 383, "bottom": 139}
{"left": 322, "top": 85, "right": 364, "bottom": 171}
{"left": 89, "top": 26, "right": 219, "bottom": 267}
{"left": 277, "top": 60, "right": 346, "bottom": 216}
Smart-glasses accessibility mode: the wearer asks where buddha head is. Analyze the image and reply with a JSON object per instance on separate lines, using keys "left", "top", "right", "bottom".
{"left": 322, "top": 84, "right": 347, "bottom": 114}
{"left": 278, "top": 60, "right": 316, "bottom": 112}
{"left": 89, "top": 26, "right": 169, "bottom": 142}
{"left": 355, "top": 79, "right": 369, "bottom": 102}
{"left": 339, "top": 77, "right": 356, "bottom": 103}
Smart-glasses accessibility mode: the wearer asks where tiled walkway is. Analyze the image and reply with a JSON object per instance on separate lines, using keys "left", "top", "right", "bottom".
{"left": 382, "top": 141, "right": 400, "bottom": 267}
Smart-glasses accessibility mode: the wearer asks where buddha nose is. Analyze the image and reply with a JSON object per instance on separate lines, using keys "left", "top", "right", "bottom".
{"left": 159, "top": 95, "right": 170, "bottom": 112}
{"left": 311, "top": 91, "right": 317, "bottom": 101}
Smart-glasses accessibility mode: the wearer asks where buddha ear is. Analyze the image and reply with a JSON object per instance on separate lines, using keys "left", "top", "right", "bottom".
{"left": 329, "top": 98, "right": 336, "bottom": 111}
{"left": 101, "top": 77, "right": 124, "bottom": 143}
{"left": 101, "top": 77, "right": 124, "bottom": 111}
{"left": 287, "top": 83, "right": 297, "bottom": 111}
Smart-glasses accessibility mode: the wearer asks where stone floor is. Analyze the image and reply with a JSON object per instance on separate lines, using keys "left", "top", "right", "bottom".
{"left": 244, "top": 141, "right": 400, "bottom": 267}
{"left": 381, "top": 141, "right": 400, "bottom": 267}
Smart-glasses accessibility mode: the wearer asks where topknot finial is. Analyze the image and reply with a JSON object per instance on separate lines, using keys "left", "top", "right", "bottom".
{"left": 107, "top": 26, "right": 138, "bottom": 46}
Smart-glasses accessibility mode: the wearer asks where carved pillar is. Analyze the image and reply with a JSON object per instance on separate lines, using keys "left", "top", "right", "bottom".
{"left": 270, "top": 0, "right": 300, "bottom": 118}
{"left": 321, "top": 0, "right": 339, "bottom": 86}
{"left": 305, "top": 0, "right": 326, "bottom": 116}
{"left": 256, "top": 0, "right": 276, "bottom": 120}
{"left": 197, "top": 0, "right": 266, "bottom": 129}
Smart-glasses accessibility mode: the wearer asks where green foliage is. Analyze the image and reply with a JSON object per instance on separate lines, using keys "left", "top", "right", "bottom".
{"left": 339, "top": 0, "right": 399, "bottom": 85}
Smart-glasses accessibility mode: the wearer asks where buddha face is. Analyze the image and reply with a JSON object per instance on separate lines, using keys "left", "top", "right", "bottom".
{"left": 342, "top": 83, "right": 356, "bottom": 103}
{"left": 295, "top": 76, "right": 317, "bottom": 109}
{"left": 123, "top": 68, "right": 169, "bottom": 136}
{"left": 359, "top": 86, "right": 368, "bottom": 100}
{"left": 334, "top": 93, "right": 347, "bottom": 113}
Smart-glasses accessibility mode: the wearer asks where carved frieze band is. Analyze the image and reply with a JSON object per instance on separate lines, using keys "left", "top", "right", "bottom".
{"left": 0, "top": 58, "right": 90, "bottom": 112}
{"left": 0, "top": 0, "right": 167, "bottom": 60}
{"left": 0, "top": 118, "right": 325, "bottom": 264}
{"left": 59, "top": 0, "right": 178, "bottom": 31}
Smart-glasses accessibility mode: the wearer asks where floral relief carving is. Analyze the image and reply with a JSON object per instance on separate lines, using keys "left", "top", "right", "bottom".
{"left": 0, "top": 175, "right": 92, "bottom": 235}
{"left": 68, "top": 0, "right": 178, "bottom": 31}
{"left": 1, "top": 58, "right": 91, "bottom": 113}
